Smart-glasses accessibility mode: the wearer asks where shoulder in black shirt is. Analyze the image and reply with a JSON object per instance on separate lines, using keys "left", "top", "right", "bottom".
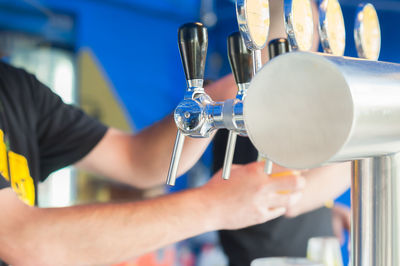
{"left": 0, "top": 61, "right": 107, "bottom": 206}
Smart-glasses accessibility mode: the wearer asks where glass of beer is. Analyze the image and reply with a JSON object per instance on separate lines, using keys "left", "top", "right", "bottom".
{"left": 307, "top": 237, "right": 343, "bottom": 266}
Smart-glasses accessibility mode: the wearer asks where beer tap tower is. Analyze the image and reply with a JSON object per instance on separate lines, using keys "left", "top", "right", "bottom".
{"left": 166, "top": 1, "right": 400, "bottom": 265}
{"left": 243, "top": 2, "right": 400, "bottom": 266}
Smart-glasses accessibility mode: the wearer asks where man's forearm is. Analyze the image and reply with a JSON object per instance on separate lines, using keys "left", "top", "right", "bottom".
{"left": 131, "top": 115, "right": 212, "bottom": 186}
{"left": 87, "top": 117, "right": 212, "bottom": 188}
{"left": 0, "top": 188, "right": 219, "bottom": 265}
{"left": 286, "top": 162, "right": 351, "bottom": 217}
{"left": 2, "top": 161, "right": 305, "bottom": 265}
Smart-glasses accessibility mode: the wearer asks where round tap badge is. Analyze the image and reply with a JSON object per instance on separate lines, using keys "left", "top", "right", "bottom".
{"left": 354, "top": 3, "right": 381, "bottom": 60}
{"left": 319, "top": 0, "right": 346, "bottom": 56}
{"left": 284, "top": 0, "right": 314, "bottom": 51}
{"left": 236, "top": 0, "right": 270, "bottom": 50}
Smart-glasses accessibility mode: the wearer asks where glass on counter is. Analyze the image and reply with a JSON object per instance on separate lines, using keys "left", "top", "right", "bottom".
{"left": 251, "top": 257, "right": 323, "bottom": 266}
{"left": 307, "top": 237, "right": 343, "bottom": 266}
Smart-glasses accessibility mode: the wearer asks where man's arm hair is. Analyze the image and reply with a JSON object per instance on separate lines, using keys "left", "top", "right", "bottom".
{"left": 75, "top": 75, "right": 237, "bottom": 188}
{"left": 0, "top": 162, "right": 304, "bottom": 265}
{"left": 0, "top": 187, "right": 217, "bottom": 265}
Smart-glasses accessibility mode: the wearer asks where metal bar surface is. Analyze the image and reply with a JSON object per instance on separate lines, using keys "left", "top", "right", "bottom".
{"left": 351, "top": 154, "right": 400, "bottom": 266}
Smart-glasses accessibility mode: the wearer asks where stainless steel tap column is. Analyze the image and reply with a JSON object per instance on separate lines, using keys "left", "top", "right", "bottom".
{"left": 351, "top": 6, "right": 387, "bottom": 266}
{"left": 352, "top": 154, "right": 400, "bottom": 266}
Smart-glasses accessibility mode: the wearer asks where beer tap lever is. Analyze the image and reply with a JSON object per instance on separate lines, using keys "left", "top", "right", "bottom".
{"left": 228, "top": 32, "right": 253, "bottom": 94}
{"left": 222, "top": 32, "right": 253, "bottom": 180}
{"left": 268, "top": 38, "right": 290, "bottom": 59}
{"left": 178, "top": 22, "right": 208, "bottom": 90}
{"left": 166, "top": 22, "right": 208, "bottom": 186}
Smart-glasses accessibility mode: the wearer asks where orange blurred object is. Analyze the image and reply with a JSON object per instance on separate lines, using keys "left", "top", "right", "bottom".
{"left": 270, "top": 171, "right": 301, "bottom": 194}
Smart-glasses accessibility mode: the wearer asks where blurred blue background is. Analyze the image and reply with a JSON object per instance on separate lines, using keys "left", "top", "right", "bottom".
{"left": 2, "top": 0, "right": 399, "bottom": 129}
{"left": 1, "top": 0, "right": 400, "bottom": 265}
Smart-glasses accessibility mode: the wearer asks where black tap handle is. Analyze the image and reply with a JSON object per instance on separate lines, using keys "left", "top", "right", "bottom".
{"left": 178, "top": 22, "right": 208, "bottom": 82}
{"left": 228, "top": 32, "right": 253, "bottom": 84}
{"left": 268, "top": 38, "right": 290, "bottom": 59}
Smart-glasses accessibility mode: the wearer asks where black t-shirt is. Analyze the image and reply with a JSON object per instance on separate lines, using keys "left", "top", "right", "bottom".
{"left": 213, "top": 129, "right": 334, "bottom": 266}
{"left": 0, "top": 61, "right": 107, "bottom": 206}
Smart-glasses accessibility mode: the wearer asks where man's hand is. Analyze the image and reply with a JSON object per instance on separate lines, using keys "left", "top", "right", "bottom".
{"left": 200, "top": 161, "right": 305, "bottom": 230}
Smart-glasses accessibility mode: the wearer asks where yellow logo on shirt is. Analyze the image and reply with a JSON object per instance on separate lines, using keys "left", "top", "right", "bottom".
{"left": 0, "top": 129, "right": 35, "bottom": 206}
{"left": 0, "top": 130, "right": 9, "bottom": 181}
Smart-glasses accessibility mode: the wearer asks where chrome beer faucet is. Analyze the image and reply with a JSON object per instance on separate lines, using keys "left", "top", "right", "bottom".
{"left": 166, "top": 23, "right": 248, "bottom": 186}
{"left": 166, "top": 22, "right": 208, "bottom": 186}
{"left": 221, "top": 32, "right": 253, "bottom": 180}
